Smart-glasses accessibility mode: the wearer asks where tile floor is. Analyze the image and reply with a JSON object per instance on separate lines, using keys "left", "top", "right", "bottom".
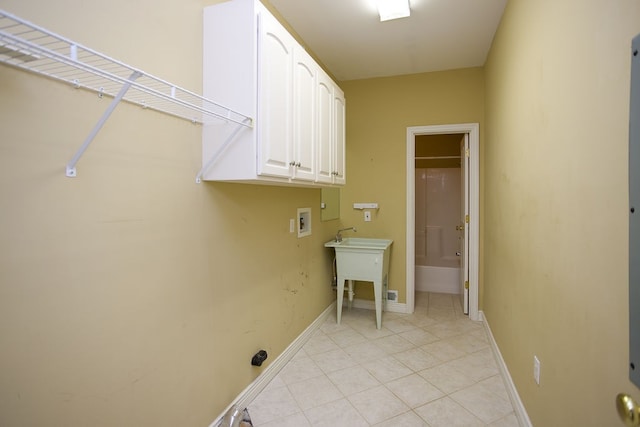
{"left": 247, "top": 292, "right": 520, "bottom": 427}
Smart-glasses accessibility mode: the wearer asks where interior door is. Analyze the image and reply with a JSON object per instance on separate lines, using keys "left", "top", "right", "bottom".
{"left": 459, "top": 134, "right": 470, "bottom": 314}
{"left": 616, "top": 32, "right": 640, "bottom": 427}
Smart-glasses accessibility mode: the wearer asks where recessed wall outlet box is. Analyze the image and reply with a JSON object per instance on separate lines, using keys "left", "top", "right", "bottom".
{"left": 297, "top": 208, "right": 311, "bottom": 238}
{"left": 364, "top": 211, "right": 371, "bottom": 222}
{"left": 387, "top": 290, "right": 398, "bottom": 302}
{"left": 533, "top": 355, "right": 541, "bottom": 385}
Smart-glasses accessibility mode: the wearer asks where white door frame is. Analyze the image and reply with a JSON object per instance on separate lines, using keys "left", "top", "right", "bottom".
{"left": 406, "top": 123, "right": 480, "bottom": 321}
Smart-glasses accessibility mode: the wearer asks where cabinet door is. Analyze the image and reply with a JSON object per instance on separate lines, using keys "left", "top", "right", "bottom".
{"left": 316, "top": 70, "right": 333, "bottom": 183}
{"left": 257, "top": 11, "right": 295, "bottom": 178}
{"left": 292, "top": 47, "right": 316, "bottom": 181}
{"left": 333, "top": 86, "right": 346, "bottom": 184}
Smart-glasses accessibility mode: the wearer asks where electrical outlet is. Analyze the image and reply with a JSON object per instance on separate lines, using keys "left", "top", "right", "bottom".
{"left": 289, "top": 218, "right": 295, "bottom": 233}
{"left": 533, "top": 355, "right": 541, "bottom": 385}
{"left": 364, "top": 211, "right": 371, "bottom": 222}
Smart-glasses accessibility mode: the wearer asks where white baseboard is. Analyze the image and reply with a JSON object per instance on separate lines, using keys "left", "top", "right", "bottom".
{"left": 416, "top": 282, "right": 459, "bottom": 294}
{"left": 480, "top": 310, "right": 532, "bottom": 427}
{"left": 386, "top": 300, "right": 408, "bottom": 313}
{"left": 209, "top": 302, "right": 336, "bottom": 427}
{"left": 346, "top": 297, "right": 409, "bottom": 314}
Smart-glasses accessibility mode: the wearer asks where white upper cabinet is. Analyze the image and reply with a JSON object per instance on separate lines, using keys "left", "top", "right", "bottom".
{"left": 201, "top": 0, "right": 345, "bottom": 187}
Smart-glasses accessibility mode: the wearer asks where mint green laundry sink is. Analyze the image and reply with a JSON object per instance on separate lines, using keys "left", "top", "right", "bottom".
{"left": 325, "top": 238, "right": 393, "bottom": 329}
{"left": 325, "top": 238, "right": 392, "bottom": 250}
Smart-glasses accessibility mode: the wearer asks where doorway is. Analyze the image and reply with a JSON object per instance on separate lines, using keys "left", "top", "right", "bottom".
{"left": 415, "top": 134, "right": 465, "bottom": 307}
{"left": 406, "top": 124, "right": 479, "bottom": 321}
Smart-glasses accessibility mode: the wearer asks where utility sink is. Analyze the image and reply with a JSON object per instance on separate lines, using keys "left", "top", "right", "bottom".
{"left": 324, "top": 237, "right": 392, "bottom": 250}
{"left": 325, "top": 237, "right": 393, "bottom": 329}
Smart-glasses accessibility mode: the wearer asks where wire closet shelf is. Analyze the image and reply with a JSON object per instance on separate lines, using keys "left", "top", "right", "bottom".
{"left": 0, "top": 9, "right": 253, "bottom": 178}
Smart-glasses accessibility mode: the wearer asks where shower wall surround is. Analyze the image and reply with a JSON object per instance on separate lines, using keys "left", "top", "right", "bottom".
{"left": 415, "top": 167, "right": 461, "bottom": 268}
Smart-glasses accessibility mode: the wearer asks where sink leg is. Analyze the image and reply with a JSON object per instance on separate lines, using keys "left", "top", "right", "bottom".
{"left": 336, "top": 276, "right": 345, "bottom": 325}
{"left": 347, "top": 280, "right": 354, "bottom": 309}
{"left": 374, "top": 280, "right": 382, "bottom": 330}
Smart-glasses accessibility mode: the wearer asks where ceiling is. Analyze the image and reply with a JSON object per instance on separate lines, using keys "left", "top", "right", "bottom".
{"left": 267, "top": 0, "right": 507, "bottom": 82}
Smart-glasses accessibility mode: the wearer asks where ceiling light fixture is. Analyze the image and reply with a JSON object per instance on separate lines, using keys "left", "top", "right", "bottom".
{"left": 377, "top": 0, "right": 411, "bottom": 22}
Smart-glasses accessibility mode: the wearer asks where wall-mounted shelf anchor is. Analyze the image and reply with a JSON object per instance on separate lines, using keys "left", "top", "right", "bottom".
{"left": 353, "top": 203, "right": 379, "bottom": 210}
{"left": 66, "top": 71, "right": 142, "bottom": 177}
{"left": 195, "top": 119, "right": 252, "bottom": 183}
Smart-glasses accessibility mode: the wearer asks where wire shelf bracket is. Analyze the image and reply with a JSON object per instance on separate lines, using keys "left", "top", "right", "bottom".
{"left": 195, "top": 119, "right": 251, "bottom": 184}
{"left": 0, "top": 9, "right": 253, "bottom": 178}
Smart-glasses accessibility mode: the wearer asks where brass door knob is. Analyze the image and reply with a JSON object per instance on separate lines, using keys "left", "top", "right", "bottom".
{"left": 617, "top": 393, "right": 640, "bottom": 426}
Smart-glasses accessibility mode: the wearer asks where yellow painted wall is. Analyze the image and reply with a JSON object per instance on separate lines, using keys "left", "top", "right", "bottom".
{"left": 9, "top": 0, "right": 639, "bottom": 425}
{"left": 0, "top": 0, "right": 337, "bottom": 425}
{"left": 340, "top": 69, "right": 484, "bottom": 304}
{"left": 483, "top": 0, "right": 640, "bottom": 425}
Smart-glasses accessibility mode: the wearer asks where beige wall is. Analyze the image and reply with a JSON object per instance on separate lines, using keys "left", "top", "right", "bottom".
{"left": 340, "top": 68, "right": 484, "bottom": 303}
{"left": 484, "top": 0, "right": 640, "bottom": 425}
{"left": 0, "top": 0, "right": 338, "bottom": 425}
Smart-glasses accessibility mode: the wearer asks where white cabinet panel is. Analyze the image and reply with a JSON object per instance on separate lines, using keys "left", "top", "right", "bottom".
{"left": 257, "top": 12, "right": 295, "bottom": 178}
{"left": 333, "top": 87, "right": 346, "bottom": 185}
{"left": 316, "top": 71, "right": 333, "bottom": 183}
{"left": 292, "top": 47, "right": 316, "bottom": 181}
{"left": 317, "top": 70, "right": 346, "bottom": 185}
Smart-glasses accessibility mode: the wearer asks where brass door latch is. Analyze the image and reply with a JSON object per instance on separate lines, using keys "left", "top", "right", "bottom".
{"left": 617, "top": 393, "right": 640, "bottom": 426}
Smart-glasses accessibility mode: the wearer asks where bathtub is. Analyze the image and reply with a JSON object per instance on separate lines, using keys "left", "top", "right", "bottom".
{"left": 415, "top": 258, "right": 460, "bottom": 294}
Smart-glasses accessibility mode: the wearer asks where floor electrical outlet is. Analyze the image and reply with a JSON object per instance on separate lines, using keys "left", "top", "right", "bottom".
{"left": 534, "top": 355, "right": 541, "bottom": 385}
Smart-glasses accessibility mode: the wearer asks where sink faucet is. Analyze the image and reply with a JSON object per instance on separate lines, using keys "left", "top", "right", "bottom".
{"left": 336, "top": 227, "right": 356, "bottom": 242}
